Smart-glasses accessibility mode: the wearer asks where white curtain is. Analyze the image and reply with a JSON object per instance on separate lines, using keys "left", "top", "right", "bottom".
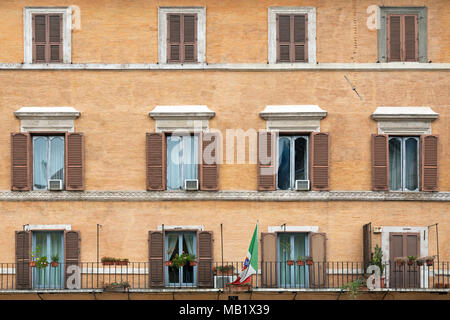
{"left": 405, "top": 138, "right": 418, "bottom": 190}
{"left": 167, "top": 135, "right": 198, "bottom": 190}
{"left": 167, "top": 234, "right": 178, "bottom": 259}
{"left": 389, "top": 138, "right": 402, "bottom": 191}
{"left": 33, "top": 137, "right": 48, "bottom": 190}
{"left": 183, "top": 234, "right": 195, "bottom": 255}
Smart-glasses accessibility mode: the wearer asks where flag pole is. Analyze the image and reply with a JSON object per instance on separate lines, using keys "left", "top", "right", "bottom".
{"left": 256, "top": 220, "right": 259, "bottom": 288}
{"left": 221, "top": 223, "right": 224, "bottom": 287}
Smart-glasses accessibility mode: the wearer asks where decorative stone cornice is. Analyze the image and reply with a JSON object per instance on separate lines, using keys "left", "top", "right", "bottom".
{"left": 14, "top": 107, "right": 81, "bottom": 132}
{"left": 260, "top": 105, "right": 327, "bottom": 132}
{"left": 149, "top": 105, "right": 215, "bottom": 132}
{"left": 0, "top": 191, "right": 448, "bottom": 202}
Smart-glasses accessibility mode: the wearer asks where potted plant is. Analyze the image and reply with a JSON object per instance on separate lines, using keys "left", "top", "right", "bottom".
{"left": 395, "top": 257, "right": 406, "bottom": 266}
{"left": 186, "top": 253, "right": 197, "bottom": 266}
{"left": 101, "top": 257, "right": 116, "bottom": 266}
{"left": 407, "top": 256, "right": 416, "bottom": 266}
{"left": 371, "top": 245, "right": 385, "bottom": 288}
{"left": 115, "top": 258, "right": 129, "bottom": 266}
{"left": 213, "top": 265, "right": 234, "bottom": 275}
{"left": 35, "top": 256, "right": 48, "bottom": 269}
{"left": 423, "top": 256, "right": 435, "bottom": 267}
{"left": 171, "top": 253, "right": 187, "bottom": 268}
{"left": 296, "top": 256, "right": 305, "bottom": 266}
{"left": 416, "top": 258, "right": 424, "bottom": 266}
{"left": 50, "top": 253, "right": 59, "bottom": 267}
{"left": 29, "top": 261, "right": 36, "bottom": 267}
{"left": 305, "top": 256, "right": 313, "bottom": 266}
{"left": 104, "top": 281, "right": 130, "bottom": 292}
{"left": 165, "top": 260, "right": 173, "bottom": 267}
{"left": 286, "top": 259, "right": 294, "bottom": 266}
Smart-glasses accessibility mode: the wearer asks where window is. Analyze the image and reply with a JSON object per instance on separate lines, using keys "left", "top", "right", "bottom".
{"left": 158, "top": 7, "right": 206, "bottom": 64}
{"left": 389, "top": 137, "right": 419, "bottom": 191}
{"left": 276, "top": 136, "right": 308, "bottom": 190}
{"left": 32, "top": 231, "right": 64, "bottom": 289}
{"left": 278, "top": 233, "right": 309, "bottom": 288}
{"left": 24, "top": 7, "right": 72, "bottom": 64}
{"left": 268, "top": 7, "right": 316, "bottom": 64}
{"left": 165, "top": 232, "right": 197, "bottom": 287}
{"left": 166, "top": 134, "right": 199, "bottom": 190}
{"left": 32, "top": 136, "right": 65, "bottom": 190}
{"left": 378, "top": 7, "right": 427, "bottom": 63}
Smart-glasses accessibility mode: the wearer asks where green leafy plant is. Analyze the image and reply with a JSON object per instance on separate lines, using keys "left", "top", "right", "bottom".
{"left": 341, "top": 277, "right": 366, "bottom": 299}
{"left": 186, "top": 253, "right": 197, "bottom": 266}
{"left": 31, "top": 246, "right": 48, "bottom": 269}
{"left": 407, "top": 256, "right": 417, "bottom": 265}
{"left": 371, "top": 245, "right": 384, "bottom": 275}
{"left": 171, "top": 253, "right": 188, "bottom": 268}
{"left": 50, "top": 253, "right": 59, "bottom": 267}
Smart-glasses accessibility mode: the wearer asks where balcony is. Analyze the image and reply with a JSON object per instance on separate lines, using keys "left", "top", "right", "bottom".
{"left": 0, "top": 261, "right": 449, "bottom": 292}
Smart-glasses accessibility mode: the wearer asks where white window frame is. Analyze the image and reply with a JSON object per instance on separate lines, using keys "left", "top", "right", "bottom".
{"left": 23, "top": 7, "right": 72, "bottom": 64}
{"left": 388, "top": 136, "right": 420, "bottom": 192}
{"left": 276, "top": 135, "right": 309, "bottom": 190}
{"left": 268, "top": 7, "right": 316, "bottom": 64}
{"left": 158, "top": 7, "right": 206, "bottom": 64}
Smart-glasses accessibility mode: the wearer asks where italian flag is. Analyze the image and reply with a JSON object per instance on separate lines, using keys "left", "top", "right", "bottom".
{"left": 230, "top": 223, "right": 258, "bottom": 285}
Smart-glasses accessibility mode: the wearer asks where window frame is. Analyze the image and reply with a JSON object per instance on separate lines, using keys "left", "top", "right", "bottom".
{"left": 378, "top": 6, "right": 427, "bottom": 63}
{"left": 164, "top": 231, "right": 197, "bottom": 287}
{"left": 24, "top": 7, "right": 72, "bottom": 64}
{"left": 276, "top": 135, "right": 309, "bottom": 190}
{"left": 388, "top": 136, "right": 420, "bottom": 192}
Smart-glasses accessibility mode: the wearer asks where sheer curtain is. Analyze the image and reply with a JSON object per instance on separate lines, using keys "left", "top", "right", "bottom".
{"left": 405, "top": 138, "right": 418, "bottom": 190}
{"left": 167, "top": 135, "right": 198, "bottom": 190}
{"left": 183, "top": 233, "right": 195, "bottom": 255}
{"left": 183, "top": 136, "right": 198, "bottom": 181}
{"left": 49, "top": 137, "right": 65, "bottom": 182}
{"left": 33, "top": 137, "right": 48, "bottom": 190}
{"left": 167, "top": 234, "right": 178, "bottom": 259}
{"left": 294, "top": 234, "right": 307, "bottom": 287}
{"left": 277, "top": 137, "right": 291, "bottom": 190}
{"left": 278, "top": 234, "right": 291, "bottom": 287}
{"left": 389, "top": 138, "right": 402, "bottom": 190}
{"left": 49, "top": 232, "right": 63, "bottom": 288}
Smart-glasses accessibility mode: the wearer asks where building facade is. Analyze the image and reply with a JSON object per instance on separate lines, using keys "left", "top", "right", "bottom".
{"left": 0, "top": 0, "right": 449, "bottom": 300}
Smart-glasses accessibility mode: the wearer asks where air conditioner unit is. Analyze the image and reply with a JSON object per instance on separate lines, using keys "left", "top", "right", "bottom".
{"left": 184, "top": 179, "right": 199, "bottom": 191}
{"left": 295, "top": 180, "right": 310, "bottom": 191}
{"left": 214, "top": 275, "right": 237, "bottom": 289}
{"left": 48, "top": 179, "right": 63, "bottom": 191}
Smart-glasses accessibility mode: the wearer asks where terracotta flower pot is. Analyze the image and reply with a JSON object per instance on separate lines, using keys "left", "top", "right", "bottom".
{"left": 30, "top": 261, "right": 36, "bottom": 267}
{"left": 296, "top": 260, "right": 304, "bottom": 266}
{"left": 287, "top": 260, "right": 294, "bottom": 266}
{"left": 189, "top": 261, "right": 197, "bottom": 267}
{"left": 165, "top": 261, "right": 172, "bottom": 267}
{"left": 102, "top": 261, "right": 115, "bottom": 266}
{"left": 426, "top": 260, "right": 434, "bottom": 267}
{"left": 51, "top": 262, "right": 59, "bottom": 267}
{"left": 306, "top": 260, "right": 313, "bottom": 266}
{"left": 381, "top": 277, "right": 385, "bottom": 288}
{"left": 115, "top": 261, "right": 128, "bottom": 266}
{"left": 407, "top": 260, "right": 415, "bottom": 266}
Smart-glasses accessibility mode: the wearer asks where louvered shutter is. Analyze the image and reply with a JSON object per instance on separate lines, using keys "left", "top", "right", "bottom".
{"left": 11, "top": 133, "right": 31, "bottom": 191}
{"left": 277, "top": 15, "right": 291, "bottom": 62}
{"left": 65, "top": 133, "right": 84, "bottom": 190}
{"left": 200, "top": 132, "right": 219, "bottom": 191}
{"left": 387, "top": 14, "right": 401, "bottom": 62}
{"left": 363, "top": 223, "right": 372, "bottom": 274}
{"left": 260, "top": 233, "right": 277, "bottom": 288}
{"left": 197, "top": 231, "right": 213, "bottom": 288}
{"left": 168, "top": 14, "right": 181, "bottom": 62}
{"left": 32, "top": 14, "right": 62, "bottom": 63}
{"left": 15, "top": 231, "right": 32, "bottom": 289}
{"left": 33, "top": 14, "right": 47, "bottom": 62}
{"left": 293, "top": 15, "right": 307, "bottom": 62}
{"left": 48, "top": 14, "right": 63, "bottom": 62}
{"left": 404, "top": 15, "right": 418, "bottom": 61}
{"left": 148, "top": 231, "right": 164, "bottom": 288}
{"left": 277, "top": 14, "right": 307, "bottom": 62}
{"left": 310, "top": 232, "right": 326, "bottom": 288}
{"left": 146, "top": 132, "right": 166, "bottom": 191}
{"left": 257, "top": 131, "right": 276, "bottom": 191}
{"left": 311, "top": 132, "right": 330, "bottom": 190}
{"left": 183, "top": 14, "right": 197, "bottom": 62}
{"left": 421, "top": 135, "right": 438, "bottom": 191}
{"left": 64, "top": 230, "right": 80, "bottom": 289}
{"left": 372, "top": 134, "right": 389, "bottom": 191}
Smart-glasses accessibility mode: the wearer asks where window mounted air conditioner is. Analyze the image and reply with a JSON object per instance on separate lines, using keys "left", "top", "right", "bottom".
{"left": 295, "top": 180, "right": 310, "bottom": 191}
{"left": 48, "top": 179, "right": 63, "bottom": 191}
{"left": 214, "top": 275, "right": 237, "bottom": 289}
{"left": 184, "top": 179, "right": 199, "bottom": 191}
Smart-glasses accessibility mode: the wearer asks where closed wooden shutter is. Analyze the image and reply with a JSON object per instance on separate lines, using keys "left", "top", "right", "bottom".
{"left": 15, "top": 231, "right": 32, "bottom": 289}
{"left": 277, "top": 14, "right": 307, "bottom": 62}
{"left": 363, "top": 223, "right": 372, "bottom": 273}
{"left": 260, "top": 233, "right": 277, "bottom": 288}
{"left": 32, "top": 14, "right": 62, "bottom": 63}
{"left": 387, "top": 14, "right": 418, "bottom": 62}
{"left": 389, "top": 233, "right": 419, "bottom": 288}
{"left": 404, "top": 15, "right": 418, "bottom": 61}
{"left": 200, "top": 132, "right": 219, "bottom": 191}
{"left": 310, "top": 233, "right": 327, "bottom": 288}
{"left": 257, "top": 131, "right": 276, "bottom": 191}
{"left": 197, "top": 231, "right": 214, "bottom": 288}
{"left": 148, "top": 231, "right": 164, "bottom": 288}
{"left": 64, "top": 230, "right": 80, "bottom": 289}
{"left": 146, "top": 133, "right": 166, "bottom": 191}
{"left": 167, "top": 14, "right": 197, "bottom": 63}
{"left": 387, "top": 14, "right": 402, "bottom": 62}
{"left": 65, "top": 133, "right": 85, "bottom": 190}
{"left": 311, "top": 132, "right": 330, "bottom": 190}
{"left": 421, "top": 135, "right": 438, "bottom": 191}
{"left": 372, "top": 134, "right": 389, "bottom": 191}
{"left": 11, "top": 133, "right": 31, "bottom": 191}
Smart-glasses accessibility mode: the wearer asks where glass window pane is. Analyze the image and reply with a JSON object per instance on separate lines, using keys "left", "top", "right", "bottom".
{"left": 294, "top": 137, "right": 307, "bottom": 181}
{"left": 389, "top": 138, "right": 402, "bottom": 191}
{"left": 182, "top": 135, "right": 198, "bottom": 181}
{"left": 33, "top": 137, "right": 49, "bottom": 190}
{"left": 405, "top": 138, "right": 418, "bottom": 191}
{"left": 167, "top": 136, "right": 182, "bottom": 190}
{"left": 49, "top": 137, "right": 65, "bottom": 181}
{"left": 277, "top": 137, "right": 291, "bottom": 190}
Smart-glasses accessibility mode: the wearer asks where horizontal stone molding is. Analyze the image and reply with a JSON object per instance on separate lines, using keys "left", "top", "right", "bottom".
{"left": 1, "top": 63, "right": 449, "bottom": 71}
{"left": 0, "top": 191, "right": 448, "bottom": 202}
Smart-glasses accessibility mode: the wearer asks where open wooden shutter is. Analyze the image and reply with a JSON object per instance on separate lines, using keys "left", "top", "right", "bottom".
{"left": 11, "top": 133, "right": 31, "bottom": 191}
{"left": 260, "top": 233, "right": 277, "bottom": 288}
{"left": 146, "top": 132, "right": 166, "bottom": 191}
{"left": 363, "top": 223, "right": 372, "bottom": 274}
{"left": 183, "top": 14, "right": 197, "bottom": 62}
{"left": 148, "top": 231, "right": 164, "bottom": 288}
{"left": 372, "top": 134, "right": 389, "bottom": 191}
{"left": 257, "top": 131, "right": 276, "bottom": 191}
{"left": 310, "top": 233, "right": 326, "bottom": 288}
{"left": 387, "top": 14, "right": 402, "bottom": 62}
{"left": 32, "top": 14, "right": 62, "bottom": 63}
{"left": 200, "top": 132, "right": 219, "bottom": 191}
{"left": 64, "top": 230, "right": 80, "bottom": 289}
{"left": 65, "top": 132, "right": 84, "bottom": 190}
{"left": 311, "top": 132, "right": 329, "bottom": 190}
{"left": 293, "top": 15, "right": 308, "bottom": 62}
{"left": 197, "top": 231, "right": 214, "bottom": 288}
{"left": 15, "top": 231, "right": 32, "bottom": 289}
{"left": 421, "top": 135, "right": 438, "bottom": 191}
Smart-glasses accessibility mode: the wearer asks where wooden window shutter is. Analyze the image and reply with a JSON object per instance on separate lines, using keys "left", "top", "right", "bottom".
{"left": 277, "top": 14, "right": 307, "bottom": 62}
{"left": 372, "top": 134, "right": 389, "bottom": 191}
{"left": 363, "top": 223, "right": 372, "bottom": 274}
{"left": 64, "top": 230, "right": 80, "bottom": 288}
{"left": 15, "top": 231, "right": 32, "bottom": 289}
{"left": 167, "top": 14, "right": 197, "bottom": 63}
{"left": 33, "top": 14, "right": 47, "bottom": 62}
{"left": 421, "top": 135, "right": 438, "bottom": 191}
{"left": 277, "top": 15, "right": 291, "bottom": 62}
{"left": 257, "top": 131, "right": 276, "bottom": 191}
{"left": 197, "top": 231, "right": 214, "bottom": 288}
{"left": 183, "top": 14, "right": 197, "bottom": 62}
{"left": 65, "top": 132, "right": 85, "bottom": 190}
{"left": 388, "top": 14, "right": 418, "bottom": 62}
{"left": 48, "top": 14, "right": 63, "bottom": 62}
{"left": 32, "top": 14, "right": 62, "bottom": 63}
{"left": 387, "top": 14, "right": 402, "bottom": 62}
{"left": 293, "top": 14, "right": 308, "bottom": 62}
{"left": 309, "top": 232, "right": 327, "bottom": 288}
{"left": 311, "top": 132, "right": 330, "bottom": 191}
{"left": 11, "top": 133, "right": 31, "bottom": 191}
{"left": 404, "top": 15, "right": 418, "bottom": 61}
{"left": 146, "top": 132, "right": 166, "bottom": 191}
{"left": 148, "top": 231, "right": 164, "bottom": 288}
{"left": 260, "top": 233, "right": 277, "bottom": 288}
{"left": 200, "top": 132, "right": 219, "bottom": 191}
{"left": 168, "top": 14, "right": 181, "bottom": 62}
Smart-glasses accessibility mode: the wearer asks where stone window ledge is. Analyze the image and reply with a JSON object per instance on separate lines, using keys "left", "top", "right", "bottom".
{"left": 260, "top": 105, "right": 327, "bottom": 132}
{"left": 14, "top": 107, "right": 81, "bottom": 132}
{"left": 149, "top": 105, "right": 215, "bottom": 132}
